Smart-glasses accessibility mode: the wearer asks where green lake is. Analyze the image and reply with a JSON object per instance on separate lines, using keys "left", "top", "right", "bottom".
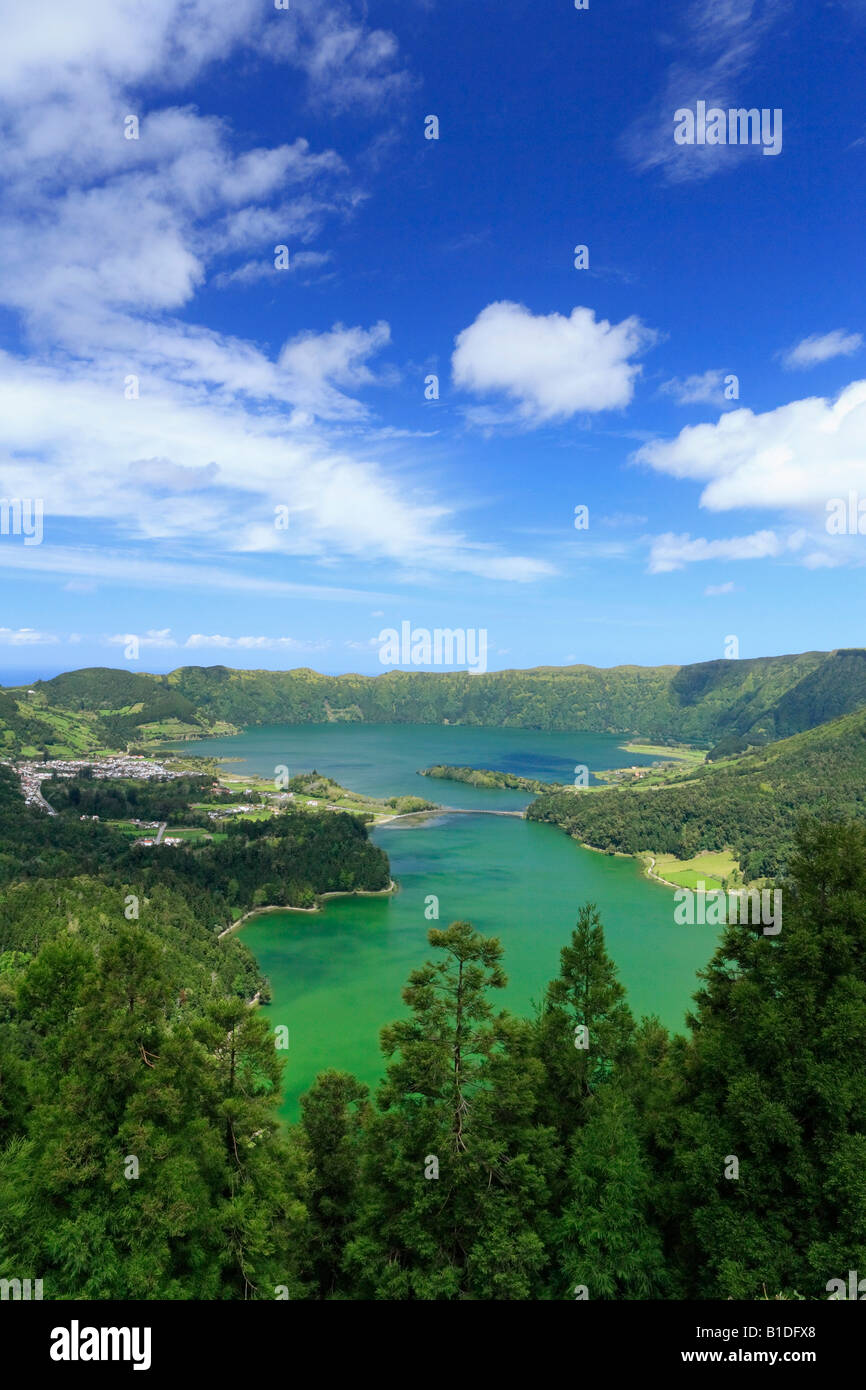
{"left": 173, "top": 724, "right": 716, "bottom": 1120}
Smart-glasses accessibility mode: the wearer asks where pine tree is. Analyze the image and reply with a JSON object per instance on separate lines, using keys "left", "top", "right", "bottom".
{"left": 345, "top": 922, "right": 554, "bottom": 1299}
{"left": 299, "top": 1070, "right": 369, "bottom": 1297}
{"left": 556, "top": 1085, "right": 668, "bottom": 1299}
{"left": 672, "top": 824, "right": 866, "bottom": 1298}
{"left": 0, "top": 929, "right": 310, "bottom": 1299}
{"left": 534, "top": 903, "right": 635, "bottom": 1143}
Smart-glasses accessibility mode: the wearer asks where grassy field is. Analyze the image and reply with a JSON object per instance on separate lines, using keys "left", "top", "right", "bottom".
{"left": 164, "top": 826, "right": 218, "bottom": 842}
{"left": 105, "top": 820, "right": 150, "bottom": 837}
{"left": 107, "top": 821, "right": 225, "bottom": 844}
{"left": 619, "top": 741, "right": 708, "bottom": 764}
{"left": 646, "top": 849, "right": 740, "bottom": 890}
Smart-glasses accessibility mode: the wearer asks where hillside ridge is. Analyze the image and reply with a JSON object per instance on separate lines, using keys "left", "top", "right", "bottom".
{"left": 2, "top": 647, "right": 864, "bottom": 755}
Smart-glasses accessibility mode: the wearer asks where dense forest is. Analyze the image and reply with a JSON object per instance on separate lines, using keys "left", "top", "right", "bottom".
{"left": 7, "top": 648, "right": 866, "bottom": 755}
{"left": 0, "top": 766, "right": 389, "bottom": 917}
{"left": 420, "top": 764, "right": 564, "bottom": 793}
{"left": 527, "top": 704, "right": 866, "bottom": 880}
{"left": 1, "top": 801, "right": 864, "bottom": 1298}
{"left": 166, "top": 649, "right": 866, "bottom": 741}
{"left": 41, "top": 771, "right": 241, "bottom": 823}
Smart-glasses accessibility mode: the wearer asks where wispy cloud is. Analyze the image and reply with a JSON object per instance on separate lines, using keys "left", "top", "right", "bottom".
{"left": 184, "top": 633, "right": 330, "bottom": 652}
{"left": 106, "top": 629, "right": 176, "bottom": 649}
{"left": 212, "top": 250, "right": 334, "bottom": 289}
{"left": 780, "top": 330, "right": 863, "bottom": 370}
{"left": 0, "top": 627, "right": 59, "bottom": 645}
{"left": 622, "top": 0, "right": 791, "bottom": 183}
{"left": 0, "top": 2, "right": 551, "bottom": 597}
{"left": 660, "top": 369, "right": 731, "bottom": 406}
{"left": 649, "top": 530, "right": 780, "bottom": 573}
{"left": 0, "top": 543, "right": 394, "bottom": 603}
{"left": 105, "top": 629, "right": 332, "bottom": 652}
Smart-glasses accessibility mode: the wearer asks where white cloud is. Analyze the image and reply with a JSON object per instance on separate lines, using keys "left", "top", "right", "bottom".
{"left": 802, "top": 550, "right": 843, "bottom": 570}
{"left": 103, "top": 628, "right": 329, "bottom": 652}
{"left": 636, "top": 379, "right": 866, "bottom": 517}
{"left": 781, "top": 331, "right": 863, "bottom": 370}
{"left": 599, "top": 512, "right": 649, "bottom": 527}
{"left": 185, "top": 634, "right": 329, "bottom": 652}
{"left": 0, "top": 352, "right": 553, "bottom": 581}
{"left": 661, "top": 370, "right": 729, "bottom": 406}
{"left": 0, "top": 3, "right": 551, "bottom": 594}
{"left": 0, "top": 543, "right": 392, "bottom": 603}
{"left": 704, "top": 580, "right": 735, "bottom": 595}
{"left": 649, "top": 530, "right": 780, "bottom": 573}
{"left": 0, "top": 1, "right": 407, "bottom": 127}
{"left": 277, "top": 321, "right": 393, "bottom": 419}
{"left": 107, "top": 629, "right": 177, "bottom": 648}
{"left": 213, "top": 251, "right": 334, "bottom": 289}
{"left": 263, "top": 3, "right": 412, "bottom": 113}
{"left": 0, "top": 91, "right": 553, "bottom": 592}
{"left": 452, "top": 302, "right": 656, "bottom": 425}
{"left": 622, "top": 0, "right": 790, "bottom": 183}
{"left": 0, "top": 626, "right": 59, "bottom": 645}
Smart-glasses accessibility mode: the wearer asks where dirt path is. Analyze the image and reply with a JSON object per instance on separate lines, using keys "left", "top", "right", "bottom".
{"left": 643, "top": 854, "right": 681, "bottom": 889}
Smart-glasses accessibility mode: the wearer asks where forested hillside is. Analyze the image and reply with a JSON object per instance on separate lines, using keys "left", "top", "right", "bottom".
{"left": 0, "top": 765, "right": 389, "bottom": 915}
{"left": 0, "top": 668, "right": 234, "bottom": 757}
{"left": 165, "top": 651, "right": 839, "bottom": 740}
{"left": 2, "top": 821, "right": 864, "bottom": 1299}
{"left": 7, "top": 647, "right": 866, "bottom": 751}
{"left": 527, "top": 704, "right": 866, "bottom": 879}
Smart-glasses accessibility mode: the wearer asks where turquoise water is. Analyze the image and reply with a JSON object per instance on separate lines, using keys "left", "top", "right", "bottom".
{"left": 170, "top": 725, "right": 715, "bottom": 1119}
{"left": 175, "top": 722, "right": 663, "bottom": 809}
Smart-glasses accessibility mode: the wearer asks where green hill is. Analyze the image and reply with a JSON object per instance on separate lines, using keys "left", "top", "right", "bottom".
{"left": 0, "top": 669, "right": 235, "bottom": 756}
{"left": 527, "top": 704, "right": 866, "bottom": 880}
{"left": 5, "top": 647, "right": 866, "bottom": 754}
{"left": 163, "top": 648, "right": 866, "bottom": 742}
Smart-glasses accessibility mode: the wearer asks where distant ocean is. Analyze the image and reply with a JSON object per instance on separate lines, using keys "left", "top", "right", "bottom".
{"left": 0, "top": 668, "right": 65, "bottom": 687}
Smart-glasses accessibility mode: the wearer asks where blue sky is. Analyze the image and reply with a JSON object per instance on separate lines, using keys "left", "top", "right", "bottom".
{"left": 1, "top": 0, "right": 866, "bottom": 682}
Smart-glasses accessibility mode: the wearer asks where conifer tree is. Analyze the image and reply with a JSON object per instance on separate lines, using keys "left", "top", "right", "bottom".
{"left": 299, "top": 1070, "right": 369, "bottom": 1297}
{"left": 345, "top": 922, "right": 554, "bottom": 1299}
{"left": 535, "top": 903, "right": 635, "bottom": 1143}
{"left": 556, "top": 1085, "right": 668, "bottom": 1299}
{"left": 0, "top": 931, "right": 310, "bottom": 1299}
{"left": 672, "top": 824, "right": 866, "bottom": 1298}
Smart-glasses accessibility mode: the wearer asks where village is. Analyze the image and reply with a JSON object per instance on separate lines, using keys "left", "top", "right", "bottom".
{"left": 5, "top": 754, "right": 187, "bottom": 816}
{"left": 2, "top": 752, "right": 352, "bottom": 845}
{"left": 0, "top": 748, "right": 437, "bottom": 859}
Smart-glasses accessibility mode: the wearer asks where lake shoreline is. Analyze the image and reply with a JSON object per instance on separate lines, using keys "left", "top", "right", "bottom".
{"left": 189, "top": 725, "right": 719, "bottom": 1119}
{"left": 218, "top": 878, "right": 399, "bottom": 936}
{"left": 556, "top": 833, "right": 685, "bottom": 891}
